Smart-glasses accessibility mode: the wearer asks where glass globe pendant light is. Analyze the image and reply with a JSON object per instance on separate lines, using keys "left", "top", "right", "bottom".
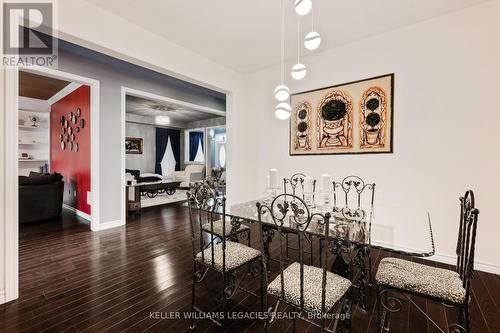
{"left": 274, "top": 0, "right": 290, "bottom": 102}
{"left": 275, "top": 102, "right": 292, "bottom": 120}
{"left": 291, "top": 63, "right": 306, "bottom": 80}
{"left": 304, "top": 6, "right": 321, "bottom": 51}
{"left": 274, "top": 84, "right": 289, "bottom": 102}
{"left": 291, "top": 21, "right": 307, "bottom": 80}
{"left": 304, "top": 31, "right": 321, "bottom": 50}
{"left": 295, "top": 0, "right": 312, "bottom": 16}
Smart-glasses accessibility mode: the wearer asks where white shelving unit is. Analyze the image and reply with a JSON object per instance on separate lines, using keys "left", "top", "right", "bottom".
{"left": 18, "top": 107, "right": 50, "bottom": 176}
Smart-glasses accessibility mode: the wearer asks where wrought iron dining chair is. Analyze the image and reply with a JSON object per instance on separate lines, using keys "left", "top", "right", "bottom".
{"left": 191, "top": 180, "right": 251, "bottom": 245}
{"left": 257, "top": 194, "right": 352, "bottom": 333}
{"left": 283, "top": 173, "right": 317, "bottom": 264}
{"left": 375, "top": 190, "right": 479, "bottom": 333}
{"left": 328, "top": 176, "right": 376, "bottom": 283}
{"left": 188, "top": 182, "right": 264, "bottom": 329}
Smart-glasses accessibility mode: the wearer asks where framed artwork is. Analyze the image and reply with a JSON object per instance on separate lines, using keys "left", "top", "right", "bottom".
{"left": 125, "top": 137, "right": 143, "bottom": 154}
{"left": 290, "top": 73, "right": 394, "bottom": 155}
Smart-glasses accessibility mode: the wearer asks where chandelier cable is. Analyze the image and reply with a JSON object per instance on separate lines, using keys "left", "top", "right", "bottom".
{"left": 297, "top": 20, "right": 301, "bottom": 63}
{"left": 280, "top": 0, "right": 285, "bottom": 83}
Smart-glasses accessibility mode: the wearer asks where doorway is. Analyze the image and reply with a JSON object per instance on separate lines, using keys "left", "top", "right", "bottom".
{"left": 4, "top": 66, "right": 100, "bottom": 303}
{"left": 121, "top": 87, "right": 226, "bottom": 219}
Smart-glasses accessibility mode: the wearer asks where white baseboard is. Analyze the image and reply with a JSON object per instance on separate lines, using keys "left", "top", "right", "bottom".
{"left": 91, "top": 219, "right": 124, "bottom": 231}
{"left": 63, "top": 204, "right": 91, "bottom": 221}
{"left": 0, "top": 290, "right": 5, "bottom": 304}
{"left": 423, "top": 253, "right": 500, "bottom": 275}
{"left": 372, "top": 240, "right": 500, "bottom": 275}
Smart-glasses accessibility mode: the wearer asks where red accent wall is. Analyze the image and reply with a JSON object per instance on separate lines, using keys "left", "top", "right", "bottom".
{"left": 50, "top": 85, "right": 91, "bottom": 215}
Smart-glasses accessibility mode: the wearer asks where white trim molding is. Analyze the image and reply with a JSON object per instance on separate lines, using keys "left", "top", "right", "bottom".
{"left": 4, "top": 67, "right": 19, "bottom": 303}
{"left": 373, "top": 240, "right": 500, "bottom": 275}
{"left": 120, "top": 87, "right": 127, "bottom": 230}
{"left": 91, "top": 219, "right": 125, "bottom": 231}
{"left": 124, "top": 86, "right": 226, "bottom": 117}
{"left": 47, "top": 82, "right": 83, "bottom": 105}
{"left": 0, "top": 290, "right": 5, "bottom": 304}
{"left": 424, "top": 253, "right": 500, "bottom": 276}
{"left": 3, "top": 65, "right": 101, "bottom": 304}
{"left": 63, "top": 204, "right": 91, "bottom": 221}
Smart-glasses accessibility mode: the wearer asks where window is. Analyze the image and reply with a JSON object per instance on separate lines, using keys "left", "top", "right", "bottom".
{"left": 185, "top": 129, "right": 205, "bottom": 162}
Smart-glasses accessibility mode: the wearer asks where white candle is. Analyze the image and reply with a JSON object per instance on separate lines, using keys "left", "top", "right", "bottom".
{"left": 303, "top": 176, "right": 313, "bottom": 193}
{"left": 266, "top": 175, "right": 271, "bottom": 189}
{"left": 269, "top": 169, "right": 278, "bottom": 189}
{"left": 321, "top": 174, "right": 332, "bottom": 192}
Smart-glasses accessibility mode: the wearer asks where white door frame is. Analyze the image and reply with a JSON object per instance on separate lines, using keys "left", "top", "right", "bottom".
{"left": 120, "top": 87, "right": 226, "bottom": 224}
{"left": 4, "top": 65, "right": 100, "bottom": 303}
{"left": 205, "top": 125, "right": 227, "bottom": 172}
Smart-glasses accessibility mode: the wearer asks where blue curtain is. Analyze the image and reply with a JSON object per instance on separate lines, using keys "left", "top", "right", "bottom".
{"left": 189, "top": 131, "right": 203, "bottom": 161}
{"left": 155, "top": 128, "right": 180, "bottom": 174}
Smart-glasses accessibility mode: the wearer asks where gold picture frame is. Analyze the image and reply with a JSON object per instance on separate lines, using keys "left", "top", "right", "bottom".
{"left": 125, "top": 137, "right": 143, "bottom": 154}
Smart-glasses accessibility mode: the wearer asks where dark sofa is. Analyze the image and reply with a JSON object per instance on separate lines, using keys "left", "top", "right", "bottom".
{"left": 19, "top": 172, "right": 64, "bottom": 223}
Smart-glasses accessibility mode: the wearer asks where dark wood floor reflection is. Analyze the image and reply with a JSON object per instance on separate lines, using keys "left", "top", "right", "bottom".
{"left": 1, "top": 205, "right": 499, "bottom": 332}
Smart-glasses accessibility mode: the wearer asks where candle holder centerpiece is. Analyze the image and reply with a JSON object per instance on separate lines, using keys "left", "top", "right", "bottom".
{"left": 264, "top": 168, "right": 280, "bottom": 205}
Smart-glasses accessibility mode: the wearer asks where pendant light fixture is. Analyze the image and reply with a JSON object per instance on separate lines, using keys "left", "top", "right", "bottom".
{"left": 275, "top": 102, "right": 292, "bottom": 120}
{"left": 291, "top": 20, "right": 307, "bottom": 80}
{"left": 274, "top": 0, "right": 291, "bottom": 119}
{"left": 155, "top": 115, "right": 171, "bottom": 125}
{"left": 295, "top": 0, "right": 312, "bottom": 16}
{"left": 274, "top": 0, "right": 290, "bottom": 102}
{"left": 304, "top": 4, "right": 321, "bottom": 50}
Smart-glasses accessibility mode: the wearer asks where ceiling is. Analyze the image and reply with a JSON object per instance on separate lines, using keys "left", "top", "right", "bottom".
{"left": 126, "top": 95, "right": 223, "bottom": 122}
{"left": 86, "top": 0, "right": 488, "bottom": 73}
{"left": 19, "top": 71, "right": 70, "bottom": 100}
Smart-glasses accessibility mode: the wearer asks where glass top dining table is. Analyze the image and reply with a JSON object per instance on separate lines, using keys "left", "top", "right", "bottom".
{"left": 224, "top": 199, "right": 435, "bottom": 257}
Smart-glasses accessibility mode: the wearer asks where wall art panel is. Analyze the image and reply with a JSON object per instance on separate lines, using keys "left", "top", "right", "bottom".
{"left": 290, "top": 73, "right": 393, "bottom": 155}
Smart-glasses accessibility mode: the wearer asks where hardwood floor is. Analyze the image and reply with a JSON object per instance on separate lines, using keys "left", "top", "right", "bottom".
{"left": 1, "top": 205, "right": 499, "bottom": 332}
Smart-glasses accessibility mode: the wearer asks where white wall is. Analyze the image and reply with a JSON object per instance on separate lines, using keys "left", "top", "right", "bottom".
{"left": 240, "top": 1, "right": 500, "bottom": 271}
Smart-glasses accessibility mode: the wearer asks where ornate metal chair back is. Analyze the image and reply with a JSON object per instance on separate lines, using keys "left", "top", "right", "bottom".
{"left": 455, "top": 190, "right": 479, "bottom": 303}
{"left": 333, "top": 176, "right": 375, "bottom": 242}
{"left": 283, "top": 173, "right": 317, "bottom": 201}
{"left": 257, "top": 193, "right": 332, "bottom": 314}
{"left": 187, "top": 182, "right": 227, "bottom": 271}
